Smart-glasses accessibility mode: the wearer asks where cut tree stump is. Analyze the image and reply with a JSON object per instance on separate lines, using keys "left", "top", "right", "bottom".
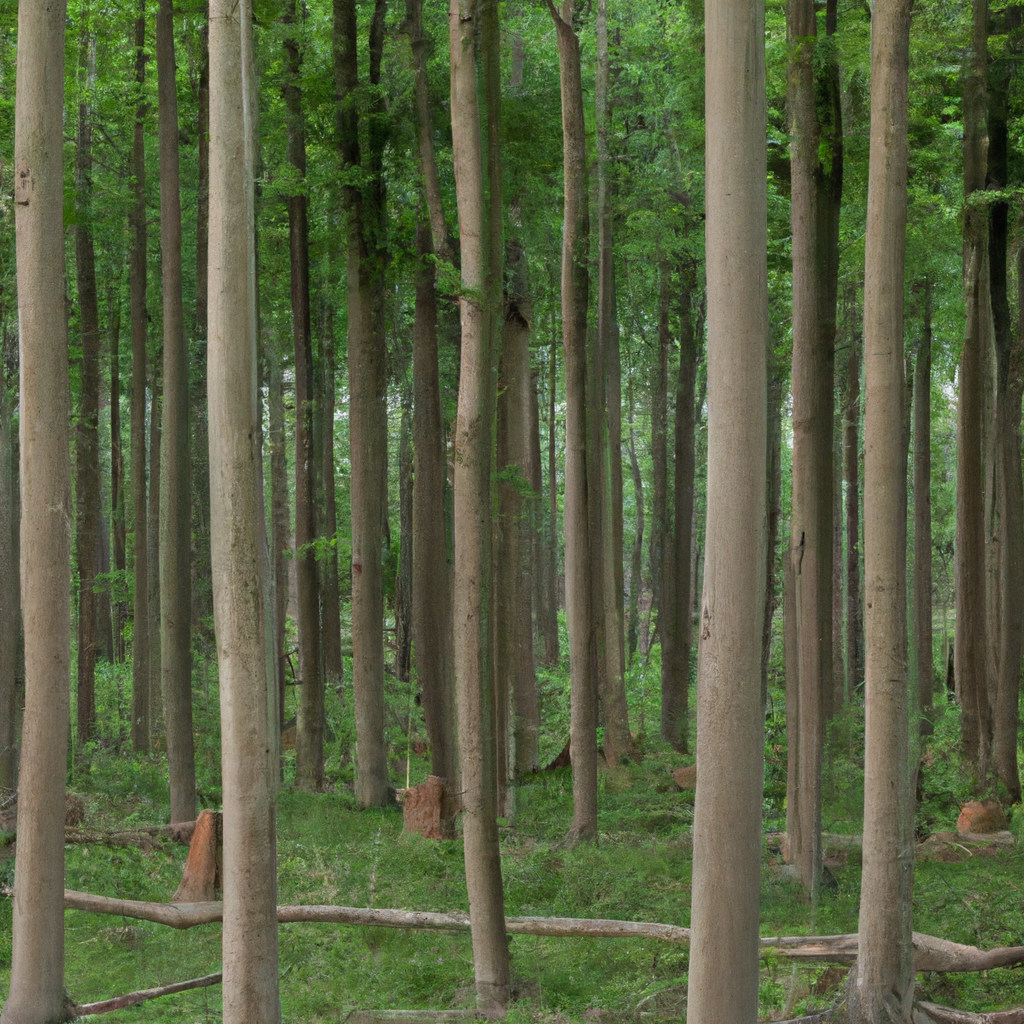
{"left": 400, "top": 776, "right": 455, "bottom": 840}
{"left": 171, "top": 809, "right": 221, "bottom": 903}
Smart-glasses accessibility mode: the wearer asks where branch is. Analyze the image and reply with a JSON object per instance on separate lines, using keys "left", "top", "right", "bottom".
{"left": 914, "top": 1004, "right": 1024, "bottom": 1024}
{"left": 72, "top": 973, "right": 222, "bottom": 1016}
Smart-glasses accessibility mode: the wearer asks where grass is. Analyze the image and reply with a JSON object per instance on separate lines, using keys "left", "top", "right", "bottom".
{"left": 1, "top": 644, "right": 1022, "bottom": 1021}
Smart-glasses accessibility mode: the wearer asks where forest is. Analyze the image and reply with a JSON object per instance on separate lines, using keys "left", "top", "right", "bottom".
{"left": 1, "top": 0, "right": 1024, "bottom": 1020}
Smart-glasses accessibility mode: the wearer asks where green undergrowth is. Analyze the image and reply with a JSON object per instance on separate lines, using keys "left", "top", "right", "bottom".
{"left": 2, "top": 652, "right": 1023, "bottom": 1021}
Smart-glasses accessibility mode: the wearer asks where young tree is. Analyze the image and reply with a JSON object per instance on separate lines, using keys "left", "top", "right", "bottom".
{"left": 686, "top": 0, "right": 767, "bottom": 1019}
{"left": 1, "top": 0, "right": 71, "bottom": 1014}
{"left": 846, "top": 0, "right": 914, "bottom": 1019}
{"left": 843, "top": 286, "right": 863, "bottom": 700}
{"left": 157, "top": 0, "right": 196, "bottom": 824}
{"left": 0, "top": 381, "right": 14, "bottom": 792}
{"left": 449, "top": 0, "right": 510, "bottom": 1009}
{"left": 914, "top": 280, "right": 934, "bottom": 725}
{"left": 208, "top": 0, "right": 281, "bottom": 1015}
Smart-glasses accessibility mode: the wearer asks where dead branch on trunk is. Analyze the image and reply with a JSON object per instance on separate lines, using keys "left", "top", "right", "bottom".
{"left": 72, "top": 972, "right": 222, "bottom": 1015}
{"left": 60, "top": 891, "right": 1024, "bottom": 976}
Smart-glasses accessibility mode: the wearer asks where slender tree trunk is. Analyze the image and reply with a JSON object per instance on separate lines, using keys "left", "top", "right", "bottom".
{"left": 130, "top": 0, "right": 150, "bottom": 754}
{"left": 268, "top": 346, "right": 289, "bottom": 732}
{"left": 687, "top": 0, "right": 767, "bottom": 1014}
{"left": 662, "top": 278, "right": 696, "bottom": 753}
{"left": 847, "top": 1, "right": 914, "bottom": 1018}
{"left": 74, "top": 28, "right": 101, "bottom": 753}
{"left": 319, "top": 302, "right": 343, "bottom": 691}
{"left": 543, "top": 330, "right": 560, "bottom": 667}
{"left": 762, "top": 359, "right": 784, "bottom": 709}
{"left": 108, "top": 278, "right": 126, "bottom": 663}
{"left": 449, "top": 0, "right": 510, "bottom": 1009}
{"left": 844, "top": 286, "right": 863, "bottom": 700}
{"left": 208, "top": 0, "right": 281, "bottom": 1012}
{"left": 337, "top": 0, "right": 390, "bottom": 808}
{"left": 412, "top": 220, "right": 457, "bottom": 800}
{"left": 651, "top": 263, "right": 669, "bottom": 637}
{"left": 989, "top": 38, "right": 1022, "bottom": 801}
{"left": 529, "top": 371, "right": 546, "bottom": 666}
{"left": 192, "top": 16, "right": 212, "bottom": 634}
{"left": 547, "top": 0, "right": 597, "bottom": 841}
{"left": 396, "top": 394, "right": 413, "bottom": 683}
{"left": 148, "top": 374, "right": 162, "bottom": 732}
{"left": 158, "top": 0, "right": 195, "bottom": 824}
{"left": 595, "top": 0, "right": 632, "bottom": 765}
{"left": 283, "top": 0, "right": 323, "bottom": 791}
{"left": 1, "top": 0, "right": 71, "bottom": 1013}
{"left": 957, "top": 0, "right": 991, "bottom": 778}
{"left": 914, "top": 280, "right": 935, "bottom": 725}
{"left": 627, "top": 381, "right": 644, "bottom": 666}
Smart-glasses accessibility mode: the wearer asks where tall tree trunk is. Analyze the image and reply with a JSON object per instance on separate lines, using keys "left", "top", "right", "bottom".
{"left": 543, "top": 329, "right": 560, "bottom": 667}
{"left": 957, "top": 0, "right": 991, "bottom": 778}
{"left": 662, "top": 277, "right": 696, "bottom": 753}
{"left": 412, "top": 219, "right": 457, "bottom": 801}
{"left": 687, "top": 0, "right": 767, "bottom": 1014}
{"left": 848, "top": 0, "right": 914, "bottom": 1018}
{"left": 396, "top": 394, "right": 413, "bottom": 683}
{"left": 130, "top": 0, "right": 150, "bottom": 754}
{"left": 1, "top": 0, "right": 70, "bottom": 1012}
{"left": 208, "top": 0, "right": 281, "bottom": 1013}
{"left": 148, "top": 373, "right": 162, "bottom": 732}
{"left": 651, "top": 262, "right": 669, "bottom": 637}
{"left": 547, "top": 0, "right": 597, "bottom": 842}
{"left": 785, "top": 0, "right": 837, "bottom": 892}
{"left": 762, "top": 357, "right": 784, "bottom": 709}
{"left": 192, "top": 15, "right": 212, "bottom": 635}
{"left": 268, "top": 346, "right": 289, "bottom": 738}
{"left": 319, "top": 302, "right": 343, "bottom": 691}
{"left": 449, "top": 0, "right": 510, "bottom": 1010}
{"left": 595, "top": 0, "right": 632, "bottom": 765}
{"left": 988, "top": 37, "right": 1022, "bottom": 802}
{"left": 109, "top": 278, "right": 126, "bottom": 663}
{"left": 158, "top": 0, "right": 195, "bottom": 824}
{"left": 843, "top": 285, "right": 863, "bottom": 700}
{"left": 74, "top": 28, "right": 101, "bottom": 753}
{"left": 284, "top": 0, "right": 324, "bottom": 792}
{"left": 337, "top": 0, "right": 390, "bottom": 808}
{"left": 529, "top": 371, "right": 546, "bottom": 667}
{"left": 627, "top": 380, "right": 644, "bottom": 666}
{"left": 914, "top": 279, "right": 935, "bottom": 726}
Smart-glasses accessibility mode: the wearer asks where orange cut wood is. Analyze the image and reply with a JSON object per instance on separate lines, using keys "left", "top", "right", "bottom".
{"left": 957, "top": 799, "right": 1009, "bottom": 834}
{"left": 171, "top": 809, "right": 221, "bottom": 903}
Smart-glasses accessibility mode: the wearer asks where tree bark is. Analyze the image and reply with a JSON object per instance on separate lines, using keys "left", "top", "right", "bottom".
{"left": 548, "top": 0, "right": 597, "bottom": 841}
{"left": 1, "top": 0, "right": 71, "bottom": 1014}
{"left": 956, "top": 0, "right": 991, "bottom": 778}
{"left": 74, "top": 28, "right": 101, "bottom": 753}
{"left": 208, "top": 0, "right": 281, "bottom": 1014}
{"left": 843, "top": 286, "right": 863, "bottom": 701}
{"left": 687, "top": 0, "right": 767, "bottom": 1019}
{"left": 449, "top": 0, "right": 510, "bottom": 1010}
{"left": 336, "top": 0, "right": 390, "bottom": 808}
{"left": 0, "top": 381, "right": 15, "bottom": 792}
{"left": 848, "top": 1, "right": 914, "bottom": 1019}
{"left": 157, "top": 0, "right": 195, "bottom": 824}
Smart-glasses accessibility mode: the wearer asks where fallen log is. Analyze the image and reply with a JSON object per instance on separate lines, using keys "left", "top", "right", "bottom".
{"left": 61, "top": 891, "right": 1024, "bottom": 975}
{"left": 72, "top": 973, "right": 222, "bottom": 1016}
{"left": 913, "top": 1004, "right": 1024, "bottom": 1024}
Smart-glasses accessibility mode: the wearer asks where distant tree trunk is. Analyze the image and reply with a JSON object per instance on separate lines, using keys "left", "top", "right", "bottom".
{"left": 843, "top": 285, "right": 863, "bottom": 700}
{"left": 0, "top": 382, "right": 15, "bottom": 791}
{"left": 412, "top": 220, "right": 457, "bottom": 796}
{"left": 319, "top": 303, "right": 343, "bottom": 691}
{"left": 396, "top": 394, "right": 413, "bottom": 683}
{"left": 158, "top": 0, "right": 195, "bottom": 824}
{"left": 148, "top": 374, "right": 162, "bottom": 732}
{"left": 1, "top": 0, "right": 71, "bottom": 1012}
{"left": 956, "top": 0, "right": 991, "bottom": 778}
{"left": 988, "top": 41, "right": 1022, "bottom": 802}
{"left": 208, "top": 0, "right": 281, "bottom": 1013}
{"left": 595, "top": 0, "right": 632, "bottom": 765}
{"left": 914, "top": 279, "right": 935, "bottom": 725}
{"left": 108, "top": 279, "right": 126, "bottom": 663}
{"left": 130, "top": 0, "right": 150, "bottom": 754}
{"left": 650, "top": 262, "right": 669, "bottom": 635}
{"left": 543, "top": 330, "right": 561, "bottom": 667}
{"left": 762, "top": 358, "right": 784, "bottom": 708}
{"left": 74, "top": 28, "right": 101, "bottom": 752}
{"left": 449, "top": 0, "right": 510, "bottom": 1010}
{"left": 548, "top": 0, "right": 597, "bottom": 841}
{"left": 847, "top": 0, "right": 914, "bottom": 1018}
{"left": 529, "top": 372, "right": 546, "bottom": 664}
{"left": 687, "top": 0, "right": 767, "bottom": 1013}
{"left": 285, "top": 0, "right": 324, "bottom": 792}
{"left": 192, "top": 14, "right": 212, "bottom": 634}
{"left": 662, "top": 277, "right": 696, "bottom": 753}
{"left": 627, "top": 381, "right": 644, "bottom": 666}
{"left": 337, "top": 0, "right": 390, "bottom": 808}
{"left": 268, "top": 348, "right": 289, "bottom": 737}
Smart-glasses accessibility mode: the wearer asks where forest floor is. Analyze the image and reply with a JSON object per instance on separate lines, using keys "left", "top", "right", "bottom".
{"left": 0, "top": 651, "right": 1021, "bottom": 1022}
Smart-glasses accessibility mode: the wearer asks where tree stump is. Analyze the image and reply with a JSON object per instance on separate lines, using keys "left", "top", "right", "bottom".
{"left": 401, "top": 776, "right": 455, "bottom": 841}
{"left": 171, "top": 809, "right": 222, "bottom": 902}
